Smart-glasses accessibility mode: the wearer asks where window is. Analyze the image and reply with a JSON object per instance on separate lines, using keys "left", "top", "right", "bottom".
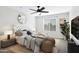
{"left": 44, "top": 19, "right": 56, "bottom": 31}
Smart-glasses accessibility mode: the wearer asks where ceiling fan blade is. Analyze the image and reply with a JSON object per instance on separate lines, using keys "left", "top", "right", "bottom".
{"left": 31, "top": 12, "right": 37, "bottom": 14}
{"left": 41, "top": 11, "right": 49, "bottom": 13}
{"left": 40, "top": 7, "right": 45, "bottom": 11}
{"left": 30, "top": 9, "right": 37, "bottom": 11}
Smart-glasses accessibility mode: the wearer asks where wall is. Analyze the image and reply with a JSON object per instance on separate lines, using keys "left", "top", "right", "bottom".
{"left": 0, "top": 6, "right": 35, "bottom": 40}
{"left": 35, "top": 12, "right": 69, "bottom": 38}
{"left": 7, "top": 6, "right": 71, "bottom": 32}
{"left": 24, "top": 13, "right": 35, "bottom": 31}
{"left": 0, "top": 6, "right": 19, "bottom": 32}
{"left": 0, "top": 6, "right": 71, "bottom": 37}
{"left": 70, "top": 6, "right": 79, "bottom": 20}
{"left": 0, "top": 6, "right": 35, "bottom": 32}
{"left": 8, "top": 6, "right": 35, "bottom": 32}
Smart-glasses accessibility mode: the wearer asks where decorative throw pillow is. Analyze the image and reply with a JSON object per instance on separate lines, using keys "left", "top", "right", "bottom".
{"left": 15, "top": 30, "right": 23, "bottom": 36}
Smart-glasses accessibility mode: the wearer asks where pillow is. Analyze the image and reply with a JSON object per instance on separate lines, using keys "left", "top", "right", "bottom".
{"left": 36, "top": 32, "right": 46, "bottom": 38}
{"left": 15, "top": 30, "right": 23, "bottom": 36}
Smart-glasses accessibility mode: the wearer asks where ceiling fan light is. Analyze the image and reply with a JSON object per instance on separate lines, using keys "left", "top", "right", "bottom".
{"left": 37, "top": 6, "right": 40, "bottom": 8}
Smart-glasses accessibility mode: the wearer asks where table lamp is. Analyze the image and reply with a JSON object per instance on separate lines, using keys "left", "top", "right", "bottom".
{"left": 5, "top": 31, "right": 12, "bottom": 40}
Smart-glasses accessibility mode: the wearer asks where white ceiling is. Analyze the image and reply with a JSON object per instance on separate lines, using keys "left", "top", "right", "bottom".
{"left": 8, "top": 6, "right": 72, "bottom": 16}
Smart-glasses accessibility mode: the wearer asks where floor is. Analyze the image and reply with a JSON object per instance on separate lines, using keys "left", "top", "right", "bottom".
{"left": 2, "top": 44, "right": 33, "bottom": 53}
{"left": 55, "top": 39, "right": 68, "bottom": 53}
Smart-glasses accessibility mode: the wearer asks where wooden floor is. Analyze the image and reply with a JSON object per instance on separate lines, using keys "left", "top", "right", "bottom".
{"left": 2, "top": 44, "right": 33, "bottom": 53}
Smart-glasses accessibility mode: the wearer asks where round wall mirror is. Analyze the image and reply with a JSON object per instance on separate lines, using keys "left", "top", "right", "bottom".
{"left": 17, "top": 13, "right": 26, "bottom": 24}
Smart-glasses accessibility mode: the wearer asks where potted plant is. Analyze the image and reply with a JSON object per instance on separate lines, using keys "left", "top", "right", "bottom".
{"left": 60, "top": 20, "right": 70, "bottom": 41}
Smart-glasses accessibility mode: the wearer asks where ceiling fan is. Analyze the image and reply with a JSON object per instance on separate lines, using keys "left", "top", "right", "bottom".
{"left": 30, "top": 6, "right": 49, "bottom": 15}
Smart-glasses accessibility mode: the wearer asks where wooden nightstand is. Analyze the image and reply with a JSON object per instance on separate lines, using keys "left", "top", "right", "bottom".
{"left": 1, "top": 38, "right": 16, "bottom": 48}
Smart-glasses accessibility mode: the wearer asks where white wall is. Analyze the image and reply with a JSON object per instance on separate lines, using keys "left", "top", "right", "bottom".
{"left": 24, "top": 13, "right": 35, "bottom": 31}
{"left": 8, "top": 6, "right": 71, "bottom": 32}
{"left": 0, "top": 6, "right": 35, "bottom": 33}
{"left": 70, "top": 6, "right": 79, "bottom": 20}
{"left": 0, "top": 6, "right": 71, "bottom": 35}
{"left": 8, "top": 6, "right": 35, "bottom": 31}
{"left": 0, "top": 6, "right": 19, "bottom": 32}
{"left": 35, "top": 12, "right": 69, "bottom": 38}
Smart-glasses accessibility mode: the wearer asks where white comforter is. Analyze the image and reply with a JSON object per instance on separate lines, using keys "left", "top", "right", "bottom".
{"left": 16, "top": 35, "right": 44, "bottom": 53}
{"left": 25, "top": 36, "right": 44, "bottom": 53}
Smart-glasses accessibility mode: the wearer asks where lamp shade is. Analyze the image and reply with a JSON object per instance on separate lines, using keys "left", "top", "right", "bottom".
{"left": 5, "top": 31, "right": 12, "bottom": 35}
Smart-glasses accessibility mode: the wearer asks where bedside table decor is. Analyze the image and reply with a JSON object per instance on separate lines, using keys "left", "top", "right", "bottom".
{"left": 5, "top": 31, "right": 13, "bottom": 40}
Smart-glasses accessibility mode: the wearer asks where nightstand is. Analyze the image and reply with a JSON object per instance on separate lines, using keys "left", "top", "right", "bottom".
{"left": 1, "top": 38, "right": 16, "bottom": 48}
